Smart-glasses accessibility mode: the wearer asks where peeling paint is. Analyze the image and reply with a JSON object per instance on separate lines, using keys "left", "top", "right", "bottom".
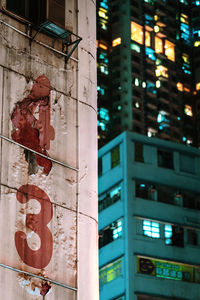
{"left": 17, "top": 273, "right": 51, "bottom": 297}
{"left": 11, "top": 75, "right": 55, "bottom": 175}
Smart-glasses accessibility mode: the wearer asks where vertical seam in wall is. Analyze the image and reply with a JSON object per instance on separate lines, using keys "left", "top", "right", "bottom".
{"left": 75, "top": 0, "right": 79, "bottom": 298}
{"left": 0, "top": 67, "right": 4, "bottom": 201}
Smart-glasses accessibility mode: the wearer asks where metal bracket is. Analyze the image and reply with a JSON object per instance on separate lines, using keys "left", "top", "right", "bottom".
{"left": 29, "top": 21, "right": 82, "bottom": 62}
{"left": 62, "top": 32, "right": 82, "bottom": 63}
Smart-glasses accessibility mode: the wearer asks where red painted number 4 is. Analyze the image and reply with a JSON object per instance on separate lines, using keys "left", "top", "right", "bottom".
{"left": 15, "top": 184, "right": 53, "bottom": 269}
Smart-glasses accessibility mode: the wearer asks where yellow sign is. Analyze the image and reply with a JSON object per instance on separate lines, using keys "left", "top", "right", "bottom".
{"left": 99, "top": 258, "right": 122, "bottom": 287}
{"left": 137, "top": 257, "right": 200, "bottom": 283}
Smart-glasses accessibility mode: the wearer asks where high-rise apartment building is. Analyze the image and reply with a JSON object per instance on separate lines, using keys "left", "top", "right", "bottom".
{"left": 98, "top": 131, "right": 200, "bottom": 300}
{"left": 97, "top": 0, "right": 200, "bottom": 148}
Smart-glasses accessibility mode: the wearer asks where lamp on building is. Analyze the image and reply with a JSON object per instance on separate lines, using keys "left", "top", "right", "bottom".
{"left": 150, "top": 185, "right": 156, "bottom": 192}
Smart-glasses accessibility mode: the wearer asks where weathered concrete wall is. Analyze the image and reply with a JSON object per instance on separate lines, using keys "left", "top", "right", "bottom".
{"left": 0, "top": 0, "right": 98, "bottom": 299}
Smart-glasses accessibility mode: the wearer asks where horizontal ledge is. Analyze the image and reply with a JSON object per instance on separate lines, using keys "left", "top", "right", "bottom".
{"left": 0, "top": 134, "right": 79, "bottom": 172}
{"left": 0, "top": 263, "right": 77, "bottom": 292}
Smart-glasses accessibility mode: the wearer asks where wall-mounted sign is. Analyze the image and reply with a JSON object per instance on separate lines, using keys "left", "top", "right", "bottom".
{"left": 137, "top": 256, "right": 200, "bottom": 283}
{"left": 99, "top": 258, "right": 122, "bottom": 287}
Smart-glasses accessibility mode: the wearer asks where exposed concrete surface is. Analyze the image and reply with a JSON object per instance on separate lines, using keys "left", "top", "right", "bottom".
{"left": 0, "top": 0, "right": 98, "bottom": 299}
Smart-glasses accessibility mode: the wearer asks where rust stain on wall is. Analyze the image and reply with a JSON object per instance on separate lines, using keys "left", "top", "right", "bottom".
{"left": 11, "top": 75, "right": 55, "bottom": 175}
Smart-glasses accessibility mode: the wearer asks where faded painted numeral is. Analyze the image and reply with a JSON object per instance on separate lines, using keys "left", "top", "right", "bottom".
{"left": 15, "top": 184, "right": 53, "bottom": 269}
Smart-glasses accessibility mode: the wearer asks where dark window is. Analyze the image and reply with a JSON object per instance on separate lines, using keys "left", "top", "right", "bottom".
{"left": 6, "top": 0, "right": 44, "bottom": 23}
{"left": 99, "top": 184, "right": 121, "bottom": 212}
{"left": 6, "top": 0, "right": 31, "bottom": 19}
{"left": 165, "top": 225, "right": 184, "bottom": 247}
{"left": 98, "top": 158, "right": 102, "bottom": 177}
{"left": 157, "top": 185, "right": 174, "bottom": 204}
{"left": 6, "top": 0, "right": 65, "bottom": 28}
{"left": 158, "top": 149, "right": 174, "bottom": 169}
{"left": 187, "top": 229, "right": 198, "bottom": 246}
{"left": 172, "top": 226, "right": 184, "bottom": 247}
{"left": 111, "top": 146, "right": 120, "bottom": 168}
{"left": 136, "top": 182, "right": 148, "bottom": 199}
{"left": 135, "top": 142, "right": 144, "bottom": 162}
{"left": 180, "top": 154, "right": 195, "bottom": 174}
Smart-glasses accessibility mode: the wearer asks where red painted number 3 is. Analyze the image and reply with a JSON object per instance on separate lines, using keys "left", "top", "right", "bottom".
{"left": 15, "top": 184, "right": 53, "bottom": 269}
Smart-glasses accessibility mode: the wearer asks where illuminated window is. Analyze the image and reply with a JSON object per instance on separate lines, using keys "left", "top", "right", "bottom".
{"left": 99, "top": 107, "right": 109, "bottom": 121}
{"left": 154, "top": 15, "right": 158, "bottom": 21}
{"left": 144, "top": 0, "right": 155, "bottom": 4}
{"left": 97, "top": 86, "right": 105, "bottom": 96}
{"left": 180, "top": 23, "right": 190, "bottom": 44}
{"left": 182, "top": 53, "right": 189, "bottom": 64}
{"left": 193, "top": 0, "right": 200, "bottom": 5}
{"left": 165, "top": 224, "right": 173, "bottom": 244}
{"left": 98, "top": 7, "right": 108, "bottom": 20}
{"left": 193, "top": 29, "right": 200, "bottom": 39}
{"left": 184, "top": 105, "right": 193, "bottom": 117}
{"left": 147, "top": 82, "right": 157, "bottom": 94}
{"left": 134, "top": 78, "right": 140, "bottom": 86}
{"left": 180, "top": 13, "right": 189, "bottom": 24}
{"left": 196, "top": 82, "right": 200, "bottom": 90}
{"left": 99, "top": 43, "right": 108, "bottom": 50}
{"left": 98, "top": 5, "right": 108, "bottom": 30}
{"left": 112, "top": 37, "right": 121, "bottom": 47}
{"left": 145, "top": 14, "right": 154, "bottom": 26}
{"left": 155, "top": 65, "right": 168, "bottom": 78}
{"left": 146, "top": 48, "right": 156, "bottom": 60}
{"left": 98, "top": 63, "right": 108, "bottom": 75}
{"left": 98, "top": 50, "right": 109, "bottom": 75}
{"left": 180, "top": 0, "right": 188, "bottom": 4}
{"left": 157, "top": 111, "right": 170, "bottom": 131}
{"left": 143, "top": 220, "right": 160, "bottom": 238}
{"left": 183, "top": 86, "right": 190, "bottom": 92}
{"left": 145, "top": 31, "right": 151, "bottom": 47}
{"left": 165, "top": 226, "right": 184, "bottom": 247}
{"left": 111, "top": 146, "right": 120, "bottom": 168}
{"left": 182, "top": 63, "right": 191, "bottom": 75}
{"left": 177, "top": 82, "right": 183, "bottom": 91}
{"left": 113, "top": 220, "right": 123, "bottom": 240}
{"left": 155, "top": 36, "right": 163, "bottom": 54}
{"left": 100, "top": 0, "right": 108, "bottom": 10}
{"left": 99, "top": 18, "right": 108, "bottom": 30}
{"left": 154, "top": 25, "right": 160, "bottom": 33}
{"left": 131, "top": 22, "right": 143, "bottom": 44}
{"left": 98, "top": 120, "right": 106, "bottom": 131}
{"left": 98, "top": 51, "right": 108, "bottom": 64}
{"left": 131, "top": 42, "right": 141, "bottom": 53}
{"left": 99, "top": 219, "right": 123, "bottom": 248}
{"left": 165, "top": 40, "right": 175, "bottom": 61}
{"left": 142, "top": 82, "right": 146, "bottom": 88}
{"left": 156, "top": 58, "right": 162, "bottom": 65}
{"left": 156, "top": 80, "right": 161, "bottom": 88}
{"left": 194, "top": 41, "right": 200, "bottom": 47}
{"left": 99, "top": 258, "right": 122, "bottom": 287}
{"left": 148, "top": 128, "right": 157, "bottom": 137}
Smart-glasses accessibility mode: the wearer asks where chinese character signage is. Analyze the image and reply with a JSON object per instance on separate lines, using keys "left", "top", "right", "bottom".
{"left": 137, "top": 256, "right": 200, "bottom": 283}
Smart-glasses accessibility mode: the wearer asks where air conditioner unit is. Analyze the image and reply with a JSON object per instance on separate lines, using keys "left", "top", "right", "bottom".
{"left": 3, "top": 0, "right": 67, "bottom": 38}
